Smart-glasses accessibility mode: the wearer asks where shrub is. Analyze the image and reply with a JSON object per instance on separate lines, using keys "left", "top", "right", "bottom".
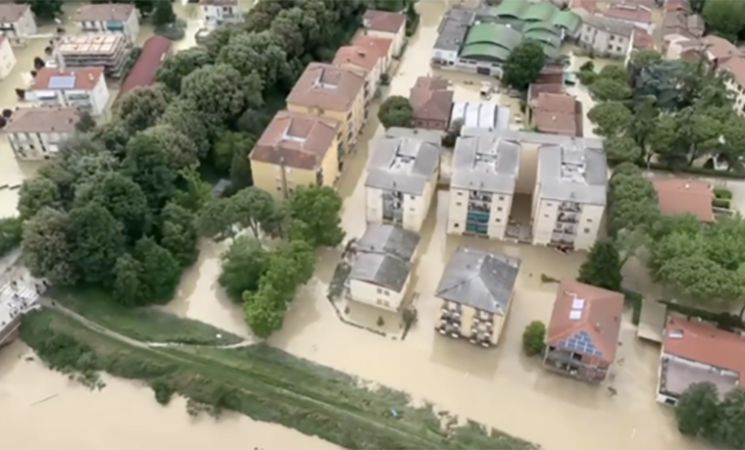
{"left": 540, "top": 273, "right": 559, "bottom": 283}
{"left": 714, "top": 188, "right": 733, "bottom": 199}
{"left": 647, "top": 162, "right": 745, "bottom": 180}
{"left": 152, "top": 379, "right": 175, "bottom": 405}
{"left": 713, "top": 198, "right": 730, "bottom": 209}
{"left": 623, "top": 289, "right": 642, "bottom": 325}
{"left": 522, "top": 321, "right": 546, "bottom": 357}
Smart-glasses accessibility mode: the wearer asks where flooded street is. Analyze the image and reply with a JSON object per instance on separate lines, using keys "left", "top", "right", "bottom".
{"left": 0, "top": 1, "right": 706, "bottom": 449}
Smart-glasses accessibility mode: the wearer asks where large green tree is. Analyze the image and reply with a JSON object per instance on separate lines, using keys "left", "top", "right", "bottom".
{"left": 675, "top": 382, "right": 720, "bottom": 437}
{"left": 243, "top": 284, "right": 285, "bottom": 338}
{"left": 603, "top": 135, "right": 642, "bottom": 166}
{"left": 158, "top": 99, "right": 211, "bottom": 160}
{"left": 702, "top": 0, "right": 745, "bottom": 43}
{"left": 231, "top": 187, "right": 279, "bottom": 239}
{"left": 112, "top": 253, "right": 143, "bottom": 307}
{"left": 587, "top": 102, "right": 632, "bottom": 137}
{"left": 287, "top": 186, "right": 344, "bottom": 248}
{"left": 160, "top": 202, "right": 198, "bottom": 267}
{"left": 155, "top": 47, "right": 211, "bottom": 94}
{"left": 501, "top": 39, "right": 545, "bottom": 91}
{"left": 21, "top": 207, "right": 77, "bottom": 285}
{"left": 67, "top": 203, "right": 125, "bottom": 285}
{"left": 219, "top": 236, "right": 267, "bottom": 301}
{"left": 133, "top": 237, "right": 181, "bottom": 303}
{"left": 23, "top": 0, "right": 62, "bottom": 21}
{"left": 115, "top": 84, "right": 172, "bottom": 133}
{"left": 709, "top": 387, "right": 745, "bottom": 448}
{"left": 17, "top": 177, "right": 61, "bottom": 220}
{"left": 378, "top": 96, "right": 414, "bottom": 129}
{"left": 578, "top": 240, "right": 622, "bottom": 291}
{"left": 122, "top": 133, "right": 178, "bottom": 210}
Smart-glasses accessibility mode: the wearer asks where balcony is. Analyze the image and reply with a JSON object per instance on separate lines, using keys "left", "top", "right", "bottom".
{"left": 553, "top": 225, "right": 576, "bottom": 235}
{"left": 559, "top": 201, "right": 581, "bottom": 212}
{"left": 436, "top": 320, "right": 461, "bottom": 338}
{"left": 440, "top": 307, "right": 462, "bottom": 321}
{"left": 469, "top": 190, "right": 492, "bottom": 202}
{"left": 468, "top": 332, "right": 493, "bottom": 348}
{"left": 465, "top": 222, "right": 488, "bottom": 235}
{"left": 467, "top": 201, "right": 490, "bottom": 212}
{"left": 466, "top": 210, "right": 489, "bottom": 224}
{"left": 557, "top": 212, "right": 578, "bottom": 223}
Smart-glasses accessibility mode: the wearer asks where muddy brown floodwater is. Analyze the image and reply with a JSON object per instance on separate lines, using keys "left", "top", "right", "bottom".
{"left": 0, "top": 1, "right": 709, "bottom": 449}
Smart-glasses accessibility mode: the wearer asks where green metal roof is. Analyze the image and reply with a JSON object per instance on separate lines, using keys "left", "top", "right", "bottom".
{"left": 464, "top": 23, "right": 523, "bottom": 51}
{"left": 524, "top": 30, "right": 562, "bottom": 48}
{"left": 523, "top": 2, "right": 558, "bottom": 22}
{"left": 492, "top": 0, "right": 530, "bottom": 19}
{"left": 460, "top": 42, "right": 512, "bottom": 62}
{"left": 552, "top": 10, "right": 581, "bottom": 34}
{"left": 542, "top": 42, "right": 561, "bottom": 60}
{"left": 523, "top": 21, "right": 560, "bottom": 36}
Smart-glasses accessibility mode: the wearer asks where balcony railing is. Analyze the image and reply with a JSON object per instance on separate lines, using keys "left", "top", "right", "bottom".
{"left": 559, "top": 201, "right": 581, "bottom": 212}
{"left": 465, "top": 222, "right": 488, "bottom": 234}
{"left": 557, "top": 213, "right": 578, "bottom": 223}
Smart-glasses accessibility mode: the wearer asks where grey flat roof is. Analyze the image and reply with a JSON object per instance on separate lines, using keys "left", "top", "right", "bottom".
{"left": 538, "top": 143, "right": 607, "bottom": 205}
{"left": 366, "top": 136, "right": 441, "bottom": 195}
{"left": 349, "top": 224, "right": 421, "bottom": 292}
{"left": 461, "top": 127, "right": 603, "bottom": 148}
{"left": 451, "top": 101, "right": 511, "bottom": 131}
{"left": 434, "top": 7, "right": 474, "bottom": 52}
{"left": 450, "top": 135, "right": 520, "bottom": 193}
{"left": 435, "top": 246, "right": 521, "bottom": 314}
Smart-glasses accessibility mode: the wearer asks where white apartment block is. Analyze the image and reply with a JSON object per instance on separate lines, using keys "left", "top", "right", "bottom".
{"left": 532, "top": 142, "right": 607, "bottom": 251}
{"left": 5, "top": 107, "right": 80, "bottom": 160}
{"left": 200, "top": 0, "right": 242, "bottom": 27}
{"left": 0, "top": 3, "right": 36, "bottom": 46}
{"left": 346, "top": 223, "right": 421, "bottom": 312}
{"left": 0, "top": 36, "right": 15, "bottom": 80}
{"left": 73, "top": 3, "right": 140, "bottom": 43}
{"left": 578, "top": 15, "right": 634, "bottom": 59}
{"left": 365, "top": 129, "right": 441, "bottom": 233}
{"left": 447, "top": 135, "right": 520, "bottom": 239}
{"left": 26, "top": 67, "right": 109, "bottom": 116}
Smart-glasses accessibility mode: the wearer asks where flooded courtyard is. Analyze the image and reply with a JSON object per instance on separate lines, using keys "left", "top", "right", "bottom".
{"left": 0, "top": 0, "right": 709, "bottom": 449}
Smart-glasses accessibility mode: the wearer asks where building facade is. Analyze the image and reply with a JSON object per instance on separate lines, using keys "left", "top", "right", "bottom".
{"left": 54, "top": 34, "right": 131, "bottom": 79}
{"left": 447, "top": 135, "right": 520, "bottom": 239}
{"left": 73, "top": 3, "right": 140, "bottom": 42}
{"left": 532, "top": 141, "right": 606, "bottom": 251}
{"left": 200, "top": 0, "right": 242, "bottom": 27}
{"left": 249, "top": 111, "right": 341, "bottom": 201}
{"left": 365, "top": 129, "right": 441, "bottom": 232}
{"left": 333, "top": 45, "right": 383, "bottom": 104}
{"left": 578, "top": 15, "right": 634, "bottom": 58}
{"left": 5, "top": 107, "right": 79, "bottom": 160}
{"left": 0, "top": 4, "right": 36, "bottom": 46}
{"left": 347, "top": 224, "right": 420, "bottom": 312}
{"left": 361, "top": 10, "right": 406, "bottom": 57}
{"left": 26, "top": 67, "right": 109, "bottom": 116}
{"left": 286, "top": 63, "right": 366, "bottom": 157}
{"left": 0, "top": 36, "right": 15, "bottom": 80}
{"left": 435, "top": 246, "right": 520, "bottom": 348}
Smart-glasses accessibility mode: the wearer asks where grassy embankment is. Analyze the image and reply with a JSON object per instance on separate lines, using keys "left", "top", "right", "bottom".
{"left": 21, "top": 296, "right": 540, "bottom": 450}
{"left": 52, "top": 288, "right": 243, "bottom": 346}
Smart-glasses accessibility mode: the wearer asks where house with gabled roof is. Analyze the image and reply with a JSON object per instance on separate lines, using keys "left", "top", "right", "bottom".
{"left": 543, "top": 279, "right": 624, "bottom": 382}
{"left": 435, "top": 246, "right": 521, "bottom": 348}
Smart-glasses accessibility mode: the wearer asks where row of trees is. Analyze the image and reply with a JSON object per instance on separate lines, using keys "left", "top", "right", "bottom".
{"left": 585, "top": 49, "right": 745, "bottom": 171}
{"left": 676, "top": 382, "right": 745, "bottom": 448}
{"left": 17, "top": 0, "right": 365, "bottom": 316}
{"left": 214, "top": 186, "right": 344, "bottom": 336}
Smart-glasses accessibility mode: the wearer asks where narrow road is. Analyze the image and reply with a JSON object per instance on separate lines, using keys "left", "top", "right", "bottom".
{"left": 39, "top": 298, "right": 255, "bottom": 350}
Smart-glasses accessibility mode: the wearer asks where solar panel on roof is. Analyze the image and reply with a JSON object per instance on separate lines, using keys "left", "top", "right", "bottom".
{"left": 48, "top": 75, "right": 76, "bottom": 89}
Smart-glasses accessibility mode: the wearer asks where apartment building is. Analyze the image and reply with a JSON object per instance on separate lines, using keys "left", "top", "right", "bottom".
{"left": 532, "top": 141, "right": 607, "bottom": 251}
{"left": 447, "top": 135, "right": 520, "bottom": 239}
{"left": 435, "top": 246, "right": 521, "bottom": 348}
{"left": 249, "top": 110, "right": 341, "bottom": 201}
{"left": 0, "top": 3, "right": 36, "bottom": 46}
{"left": 543, "top": 279, "right": 624, "bottom": 383}
{"left": 361, "top": 10, "right": 406, "bottom": 56}
{"left": 286, "top": 63, "right": 366, "bottom": 155}
{"left": 26, "top": 67, "right": 109, "bottom": 116}
{"left": 601, "top": 4, "right": 654, "bottom": 33}
{"left": 365, "top": 130, "right": 441, "bottom": 232}
{"left": 5, "top": 107, "right": 80, "bottom": 160}
{"left": 73, "top": 3, "right": 140, "bottom": 43}
{"left": 352, "top": 33, "right": 394, "bottom": 73}
{"left": 200, "top": 0, "right": 242, "bottom": 27}
{"left": 578, "top": 15, "right": 634, "bottom": 58}
{"left": 333, "top": 45, "right": 383, "bottom": 104}
{"left": 657, "top": 316, "right": 745, "bottom": 405}
{"left": 0, "top": 36, "right": 15, "bottom": 80}
{"left": 347, "top": 223, "right": 421, "bottom": 312}
{"left": 54, "top": 34, "right": 131, "bottom": 78}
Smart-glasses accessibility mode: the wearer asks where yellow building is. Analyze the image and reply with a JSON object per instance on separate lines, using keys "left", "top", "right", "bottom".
{"left": 435, "top": 246, "right": 521, "bottom": 348}
{"left": 248, "top": 110, "right": 341, "bottom": 200}
{"left": 286, "top": 62, "right": 366, "bottom": 160}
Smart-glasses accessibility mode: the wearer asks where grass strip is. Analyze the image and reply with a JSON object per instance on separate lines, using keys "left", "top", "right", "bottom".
{"left": 52, "top": 287, "right": 243, "bottom": 346}
{"left": 21, "top": 309, "right": 539, "bottom": 450}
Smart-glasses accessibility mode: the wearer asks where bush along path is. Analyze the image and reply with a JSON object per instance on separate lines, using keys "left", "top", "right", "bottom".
{"left": 20, "top": 307, "right": 540, "bottom": 450}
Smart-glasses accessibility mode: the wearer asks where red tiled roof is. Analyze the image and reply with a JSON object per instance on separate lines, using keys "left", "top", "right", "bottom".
{"left": 118, "top": 35, "right": 172, "bottom": 99}
{"left": 532, "top": 92, "right": 580, "bottom": 137}
{"left": 333, "top": 45, "right": 382, "bottom": 71}
{"left": 352, "top": 33, "right": 393, "bottom": 58}
{"left": 547, "top": 279, "right": 625, "bottom": 365}
{"left": 409, "top": 76, "right": 454, "bottom": 124}
{"left": 363, "top": 10, "right": 406, "bottom": 34}
{"left": 73, "top": 3, "right": 134, "bottom": 22}
{"left": 633, "top": 28, "right": 654, "bottom": 49}
{"left": 603, "top": 4, "right": 652, "bottom": 23}
{"left": 31, "top": 67, "right": 105, "bottom": 91}
{"left": 249, "top": 110, "right": 340, "bottom": 170}
{"left": 663, "top": 316, "right": 745, "bottom": 384}
{"left": 286, "top": 63, "right": 365, "bottom": 112}
{"left": 5, "top": 107, "right": 80, "bottom": 133}
{"left": 652, "top": 177, "right": 714, "bottom": 222}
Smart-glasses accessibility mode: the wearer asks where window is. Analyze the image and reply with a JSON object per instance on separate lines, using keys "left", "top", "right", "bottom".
{"left": 498, "top": 196, "right": 504, "bottom": 201}
{"left": 584, "top": 228, "right": 591, "bottom": 234}
{"left": 454, "top": 223, "right": 460, "bottom": 228}
{"left": 384, "top": 290, "right": 390, "bottom": 296}
{"left": 546, "top": 202, "right": 552, "bottom": 207}
{"left": 376, "top": 288, "right": 383, "bottom": 294}
{"left": 410, "top": 195, "right": 415, "bottom": 200}
{"left": 609, "top": 35, "right": 614, "bottom": 41}
{"left": 495, "top": 218, "right": 501, "bottom": 223}
{"left": 456, "top": 202, "right": 462, "bottom": 206}
{"left": 544, "top": 214, "right": 549, "bottom": 218}
{"left": 457, "top": 191, "right": 463, "bottom": 196}
{"left": 276, "top": 187, "right": 282, "bottom": 191}
{"left": 587, "top": 218, "right": 593, "bottom": 223}
{"left": 409, "top": 208, "right": 414, "bottom": 212}
{"left": 497, "top": 207, "right": 503, "bottom": 212}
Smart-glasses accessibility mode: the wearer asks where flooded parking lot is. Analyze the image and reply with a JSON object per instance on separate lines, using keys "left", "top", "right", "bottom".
{"left": 0, "top": 0, "right": 709, "bottom": 449}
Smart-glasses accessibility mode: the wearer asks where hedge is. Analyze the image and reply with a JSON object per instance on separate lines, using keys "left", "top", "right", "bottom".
{"left": 713, "top": 198, "right": 731, "bottom": 209}
{"left": 646, "top": 162, "right": 745, "bottom": 180}
{"left": 623, "top": 289, "right": 642, "bottom": 326}
{"left": 714, "top": 188, "right": 733, "bottom": 199}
